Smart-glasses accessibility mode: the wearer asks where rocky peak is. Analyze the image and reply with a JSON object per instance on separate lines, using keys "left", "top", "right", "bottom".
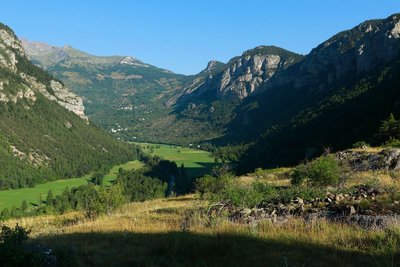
{"left": 290, "top": 13, "right": 400, "bottom": 90}
{"left": 216, "top": 46, "right": 303, "bottom": 99}
{"left": 174, "top": 46, "right": 303, "bottom": 106}
{"left": 0, "top": 24, "right": 87, "bottom": 120}
{"left": 120, "top": 56, "right": 149, "bottom": 67}
{"left": 205, "top": 60, "right": 218, "bottom": 73}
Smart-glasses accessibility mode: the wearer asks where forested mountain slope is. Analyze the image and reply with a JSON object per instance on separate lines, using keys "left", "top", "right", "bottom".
{"left": 0, "top": 23, "right": 136, "bottom": 189}
{"left": 22, "top": 39, "right": 191, "bottom": 142}
{"left": 229, "top": 13, "right": 400, "bottom": 171}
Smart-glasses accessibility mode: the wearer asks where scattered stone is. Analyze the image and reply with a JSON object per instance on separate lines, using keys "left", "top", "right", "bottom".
{"left": 344, "top": 205, "right": 357, "bottom": 216}
{"left": 335, "top": 194, "right": 345, "bottom": 202}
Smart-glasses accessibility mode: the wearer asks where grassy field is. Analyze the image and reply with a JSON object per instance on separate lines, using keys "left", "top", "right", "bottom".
{"left": 6, "top": 195, "right": 399, "bottom": 266}
{"left": 0, "top": 160, "right": 144, "bottom": 211}
{"left": 0, "top": 176, "right": 90, "bottom": 210}
{"left": 137, "top": 143, "right": 216, "bottom": 179}
{"left": 103, "top": 160, "right": 144, "bottom": 186}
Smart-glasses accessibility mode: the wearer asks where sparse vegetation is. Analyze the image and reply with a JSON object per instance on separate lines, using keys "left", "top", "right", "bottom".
{"left": 291, "top": 155, "right": 341, "bottom": 186}
{"left": 1, "top": 196, "right": 399, "bottom": 267}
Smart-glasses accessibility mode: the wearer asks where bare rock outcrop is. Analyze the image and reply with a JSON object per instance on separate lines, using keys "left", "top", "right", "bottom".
{"left": 0, "top": 25, "right": 87, "bottom": 120}
{"left": 336, "top": 148, "right": 400, "bottom": 171}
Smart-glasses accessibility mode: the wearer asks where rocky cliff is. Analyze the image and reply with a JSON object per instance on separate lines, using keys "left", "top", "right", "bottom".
{"left": 177, "top": 46, "right": 303, "bottom": 104}
{"left": 234, "top": 13, "right": 400, "bottom": 171}
{"left": 270, "top": 14, "right": 400, "bottom": 91}
{"left": 0, "top": 27, "right": 87, "bottom": 119}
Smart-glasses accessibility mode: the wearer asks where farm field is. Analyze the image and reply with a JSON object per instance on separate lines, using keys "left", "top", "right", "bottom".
{"left": 136, "top": 142, "right": 216, "bottom": 179}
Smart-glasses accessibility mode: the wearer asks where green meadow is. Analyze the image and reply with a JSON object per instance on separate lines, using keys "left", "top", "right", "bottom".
{"left": 103, "top": 160, "right": 144, "bottom": 185}
{"left": 137, "top": 143, "right": 216, "bottom": 179}
{"left": 0, "top": 144, "right": 214, "bottom": 211}
{"left": 0, "top": 160, "right": 143, "bottom": 211}
{"left": 0, "top": 176, "right": 90, "bottom": 210}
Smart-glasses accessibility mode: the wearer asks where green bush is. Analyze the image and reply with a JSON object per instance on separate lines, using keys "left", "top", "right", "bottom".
{"left": 291, "top": 155, "right": 341, "bottom": 186}
{"left": 290, "top": 163, "right": 309, "bottom": 186}
{"left": 384, "top": 137, "right": 400, "bottom": 148}
{"left": 196, "top": 175, "right": 275, "bottom": 208}
{"left": 0, "top": 224, "right": 41, "bottom": 266}
{"left": 352, "top": 141, "right": 370, "bottom": 148}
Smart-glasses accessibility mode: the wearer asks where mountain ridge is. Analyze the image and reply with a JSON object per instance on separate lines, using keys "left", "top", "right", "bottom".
{"left": 0, "top": 22, "right": 136, "bottom": 189}
{"left": 19, "top": 13, "right": 400, "bottom": 172}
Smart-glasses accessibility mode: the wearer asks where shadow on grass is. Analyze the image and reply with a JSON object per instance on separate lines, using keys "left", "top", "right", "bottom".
{"left": 34, "top": 231, "right": 399, "bottom": 267}
{"left": 185, "top": 162, "right": 218, "bottom": 180}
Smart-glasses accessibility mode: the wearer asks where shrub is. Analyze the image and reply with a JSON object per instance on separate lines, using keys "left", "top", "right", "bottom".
{"left": 290, "top": 163, "right": 309, "bottom": 186}
{"left": 0, "top": 224, "right": 40, "bottom": 266}
{"left": 196, "top": 174, "right": 232, "bottom": 200}
{"left": 384, "top": 137, "right": 400, "bottom": 148}
{"left": 196, "top": 175, "right": 276, "bottom": 208}
{"left": 224, "top": 181, "right": 264, "bottom": 208}
{"left": 291, "top": 155, "right": 341, "bottom": 186}
{"left": 352, "top": 141, "right": 370, "bottom": 148}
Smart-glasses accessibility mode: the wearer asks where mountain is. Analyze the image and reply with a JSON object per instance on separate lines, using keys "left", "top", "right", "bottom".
{"left": 228, "top": 13, "right": 400, "bottom": 171}
{"left": 155, "top": 46, "right": 304, "bottom": 144}
{"left": 22, "top": 40, "right": 304, "bottom": 145}
{"left": 21, "top": 13, "right": 400, "bottom": 173}
{"left": 22, "top": 40, "right": 191, "bottom": 142}
{"left": 0, "top": 23, "right": 135, "bottom": 189}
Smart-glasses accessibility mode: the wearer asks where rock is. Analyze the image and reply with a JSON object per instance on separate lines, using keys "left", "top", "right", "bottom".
{"left": 336, "top": 148, "right": 400, "bottom": 171}
{"left": 23, "top": 243, "right": 58, "bottom": 266}
{"left": 344, "top": 205, "right": 357, "bottom": 216}
{"left": 240, "top": 208, "right": 252, "bottom": 217}
{"left": 335, "top": 194, "right": 345, "bottom": 202}
{"left": 326, "top": 192, "right": 335, "bottom": 200}
{"left": 292, "top": 197, "right": 304, "bottom": 205}
{"left": 0, "top": 30, "right": 87, "bottom": 120}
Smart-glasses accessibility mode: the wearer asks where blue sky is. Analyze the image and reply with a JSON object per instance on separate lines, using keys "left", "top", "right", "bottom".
{"left": 1, "top": 1, "right": 399, "bottom": 74}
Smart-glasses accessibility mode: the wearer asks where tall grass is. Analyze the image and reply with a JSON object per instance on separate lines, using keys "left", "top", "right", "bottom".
{"left": 4, "top": 195, "right": 399, "bottom": 266}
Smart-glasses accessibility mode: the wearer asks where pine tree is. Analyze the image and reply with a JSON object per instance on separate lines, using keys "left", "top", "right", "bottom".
{"left": 21, "top": 200, "right": 28, "bottom": 211}
{"left": 46, "top": 189, "right": 54, "bottom": 204}
{"left": 380, "top": 113, "right": 400, "bottom": 139}
{"left": 175, "top": 163, "right": 189, "bottom": 195}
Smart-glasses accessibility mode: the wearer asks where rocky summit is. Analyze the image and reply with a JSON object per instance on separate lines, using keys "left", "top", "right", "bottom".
{"left": 1, "top": 28, "right": 86, "bottom": 119}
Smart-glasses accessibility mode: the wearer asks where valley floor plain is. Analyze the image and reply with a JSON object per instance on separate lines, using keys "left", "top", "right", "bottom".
{"left": 0, "top": 143, "right": 214, "bottom": 210}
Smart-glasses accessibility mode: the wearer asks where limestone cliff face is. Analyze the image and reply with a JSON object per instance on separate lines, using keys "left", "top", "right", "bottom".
{"left": 0, "top": 26, "right": 87, "bottom": 120}
{"left": 177, "top": 46, "right": 303, "bottom": 105}
{"left": 270, "top": 14, "right": 400, "bottom": 91}
{"left": 216, "top": 48, "right": 300, "bottom": 99}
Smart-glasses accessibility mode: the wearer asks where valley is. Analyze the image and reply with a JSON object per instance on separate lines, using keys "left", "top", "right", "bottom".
{"left": 0, "top": 144, "right": 215, "bottom": 212}
{"left": 1, "top": 6, "right": 400, "bottom": 267}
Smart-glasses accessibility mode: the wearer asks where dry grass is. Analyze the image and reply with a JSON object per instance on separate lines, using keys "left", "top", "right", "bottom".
{"left": 4, "top": 195, "right": 400, "bottom": 266}
{"left": 349, "top": 147, "right": 384, "bottom": 153}
{"left": 345, "top": 170, "right": 400, "bottom": 190}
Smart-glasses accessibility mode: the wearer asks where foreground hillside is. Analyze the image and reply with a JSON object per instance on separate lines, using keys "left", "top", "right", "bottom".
{"left": 3, "top": 147, "right": 400, "bottom": 266}
{"left": 5, "top": 194, "right": 398, "bottom": 267}
{"left": 0, "top": 23, "right": 135, "bottom": 189}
